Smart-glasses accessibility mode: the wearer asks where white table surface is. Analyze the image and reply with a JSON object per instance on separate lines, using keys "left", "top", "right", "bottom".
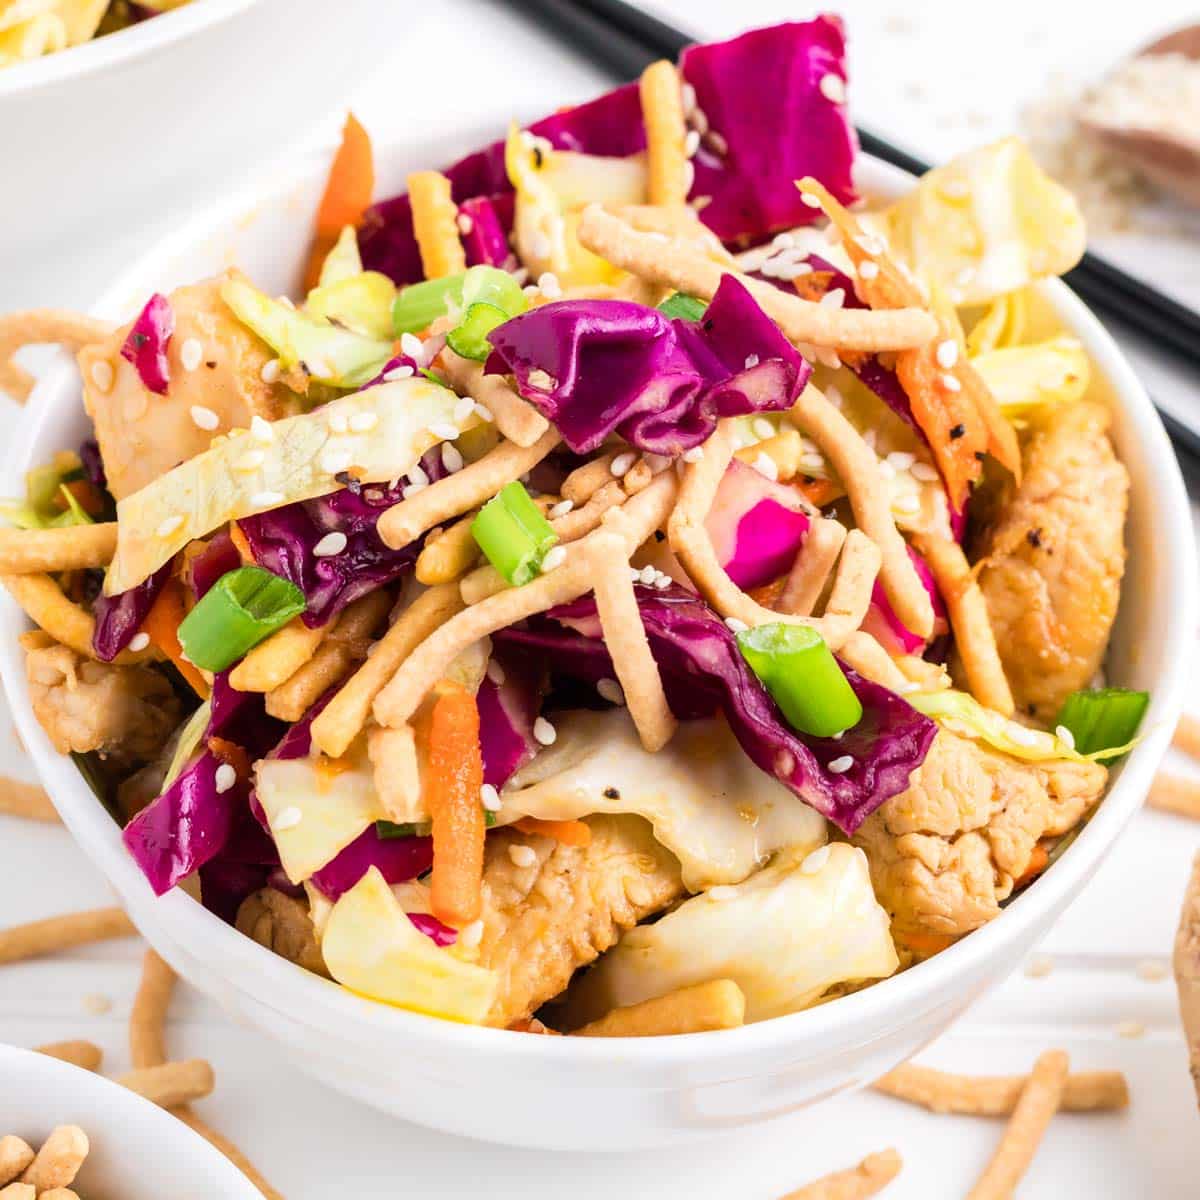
{"left": 2, "top": 1, "right": 1200, "bottom": 1195}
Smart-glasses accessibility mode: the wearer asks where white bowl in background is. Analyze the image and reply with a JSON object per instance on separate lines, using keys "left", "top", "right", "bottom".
{"left": 0, "top": 1044, "right": 262, "bottom": 1198}
{"left": 0, "top": 144, "right": 1194, "bottom": 1151}
{"left": 0, "top": 0, "right": 402, "bottom": 266}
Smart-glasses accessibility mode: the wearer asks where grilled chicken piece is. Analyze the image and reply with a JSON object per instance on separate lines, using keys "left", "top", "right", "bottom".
{"left": 76, "top": 272, "right": 298, "bottom": 501}
{"left": 23, "top": 633, "right": 178, "bottom": 767}
{"left": 852, "top": 731, "right": 1106, "bottom": 943}
{"left": 476, "top": 814, "right": 684, "bottom": 1027}
{"left": 235, "top": 888, "right": 329, "bottom": 978}
{"left": 976, "top": 402, "right": 1128, "bottom": 722}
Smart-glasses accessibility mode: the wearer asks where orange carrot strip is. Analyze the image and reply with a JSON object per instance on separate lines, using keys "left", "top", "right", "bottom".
{"left": 427, "top": 683, "right": 485, "bottom": 927}
{"left": 513, "top": 817, "right": 592, "bottom": 847}
{"left": 898, "top": 929, "right": 956, "bottom": 956}
{"left": 1013, "top": 843, "right": 1050, "bottom": 889}
{"left": 793, "top": 477, "right": 843, "bottom": 508}
{"left": 303, "top": 113, "right": 375, "bottom": 292}
{"left": 228, "top": 522, "right": 254, "bottom": 565}
{"left": 56, "top": 480, "right": 106, "bottom": 517}
{"left": 142, "top": 580, "right": 209, "bottom": 699}
{"left": 206, "top": 737, "right": 251, "bottom": 781}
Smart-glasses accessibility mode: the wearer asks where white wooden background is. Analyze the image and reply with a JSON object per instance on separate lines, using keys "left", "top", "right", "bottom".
{"left": 2, "top": 1, "right": 1199, "bottom": 1194}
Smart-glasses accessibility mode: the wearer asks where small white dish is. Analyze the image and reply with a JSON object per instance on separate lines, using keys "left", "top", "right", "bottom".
{"left": 0, "top": 143, "right": 1194, "bottom": 1151}
{"left": 0, "top": 1043, "right": 262, "bottom": 1198}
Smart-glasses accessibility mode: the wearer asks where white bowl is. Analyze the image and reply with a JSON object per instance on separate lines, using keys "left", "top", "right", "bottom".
{"left": 0, "top": 0, "right": 391, "bottom": 265}
{"left": 0, "top": 1044, "right": 262, "bottom": 1198}
{"left": 1, "top": 143, "right": 1195, "bottom": 1151}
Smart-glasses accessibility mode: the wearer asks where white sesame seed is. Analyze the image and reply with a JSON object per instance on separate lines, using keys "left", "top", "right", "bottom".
{"left": 406, "top": 463, "right": 429, "bottom": 488}
{"left": 684, "top": 128, "right": 701, "bottom": 158}
{"left": 819, "top": 288, "right": 846, "bottom": 309}
{"left": 429, "top": 422, "right": 459, "bottom": 442}
{"left": 819, "top": 72, "right": 846, "bottom": 103}
{"left": 402, "top": 482, "right": 427, "bottom": 500}
{"left": 456, "top": 212, "right": 474, "bottom": 235}
{"left": 707, "top": 130, "right": 729, "bottom": 157}
{"left": 629, "top": 566, "right": 642, "bottom": 581}
{"left": 234, "top": 449, "right": 265, "bottom": 472}
{"left": 910, "top": 462, "right": 939, "bottom": 482}
{"left": 638, "top": 564, "right": 657, "bottom": 586}
{"left": 306, "top": 357, "right": 333, "bottom": 379}
{"left": 725, "top": 617, "right": 749, "bottom": 633}
{"left": 190, "top": 405, "right": 219, "bottom": 431}
{"left": 941, "top": 373, "right": 962, "bottom": 392}
{"left": 260, "top": 358, "right": 281, "bottom": 384}
{"left": 486, "top": 660, "right": 506, "bottom": 686}
{"left": 683, "top": 446, "right": 705, "bottom": 463}
{"left": 707, "top": 885, "right": 738, "bottom": 901}
{"left": 892, "top": 494, "right": 921, "bottom": 516}
{"left": 328, "top": 411, "right": 349, "bottom": 435}
{"left": 250, "top": 415, "right": 273, "bottom": 444}
{"left": 453, "top": 396, "right": 476, "bottom": 425}
{"left": 799, "top": 451, "right": 825, "bottom": 470}
{"left": 89, "top": 360, "right": 115, "bottom": 393}
{"left": 529, "top": 231, "right": 552, "bottom": 261}
{"left": 400, "top": 332, "right": 424, "bottom": 361}
{"left": 313, "top": 531, "right": 348, "bottom": 558}
{"left": 250, "top": 491, "right": 284, "bottom": 507}
{"left": 800, "top": 191, "right": 822, "bottom": 209}
{"left": 274, "top": 806, "right": 303, "bottom": 831}
{"left": 384, "top": 364, "right": 415, "bottom": 382}
{"left": 180, "top": 337, "right": 204, "bottom": 372}
{"left": 1136, "top": 958, "right": 1169, "bottom": 982}
{"left": 681, "top": 81, "right": 696, "bottom": 115}
{"left": 215, "top": 763, "right": 237, "bottom": 794}
{"left": 610, "top": 451, "right": 636, "bottom": 478}
{"left": 527, "top": 368, "right": 556, "bottom": 391}
{"left": 533, "top": 716, "right": 557, "bottom": 746}
{"left": 857, "top": 260, "right": 880, "bottom": 280}
{"left": 473, "top": 402, "right": 494, "bottom": 422}
{"left": 540, "top": 545, "right": 567, "bottom": 572}
{"left": 549, "top": 499, "right": 574, "bottom": 519}
{"left": 479, "top": 785, "right": 502, "bottom": 814}
{"left": 1025, "top": 954, "right": 1054, "bottom": 979}
{"left": 828, "top": 755, "right": 854, "bottom": 774}
{"left": 128, "top": 632, "right": 151, "bottom": 652}
{"left": 509, "top": 843, "right": 537, "bottom": 868}
{"left": 744, "top": 353, "right": 760, "bottom": 369}
{"left": 877, "top": 460, "right": 897, "bottom": 482}
{"left": 321, "top": 448, "right": 352, "bottom": 476}
{"left": 441, "top": 442, "right": 464, "bottom": 473}
{"left": 1055, "top": 724, "right": 1076, "bottom": 751}
{"left": 536, "top": 272, "right": 562, "bottom": 299}
{"left": 597, "top": 678, "right": 625, "bottom": 706}
{"left": 801, "top": 844, "right": 832, "bottom": 874}
{"left": 349, "top": 411, "right": 378, "bottom": 433}
{"left": 752, "top": 417, "right": 775, "bottom": 441}
{"left": 459, "top": 918, "right": 484, "bottom": 949}
{"left": 753, "top": 452, "right": 778, "bottom": 482}
{"left": 156, "top": 515, "right": 184, "bottom": 538}
{"left": 652, "top": 572, "right": 671, "bottom": 589}
{"left": 935, "top": 339, "right": 959, "bottom": 369}
{"left": 886, "top": 451, "right": 916, "bottom": 471}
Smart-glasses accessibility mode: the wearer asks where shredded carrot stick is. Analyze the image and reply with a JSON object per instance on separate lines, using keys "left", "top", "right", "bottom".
{"left": 206, "top": 737, "right": 251, "bottom": 781}
{"left": 142, "top": 579, "right": 209, "bottom": 699}
{"left": 793, "top": 476, "right": 843, "bottom": 508}
{"left": 303, "top": 113, "right": 375, "bottom": 292}
{"left": 228, "top": 521, "right": 254, "bottom": 565}
{"left": 512, "top": 817, "right": 592, "bottom": 847}
{"left": 427, "top": 683, "right": 485, "bottom": 927}
{"left": 57, "top": 480, "right": 106, "bottom": 517}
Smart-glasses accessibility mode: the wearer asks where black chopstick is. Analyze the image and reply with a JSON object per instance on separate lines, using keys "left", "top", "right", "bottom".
{"left": 506, "top": 0, "right": 1200, "bottom": 437}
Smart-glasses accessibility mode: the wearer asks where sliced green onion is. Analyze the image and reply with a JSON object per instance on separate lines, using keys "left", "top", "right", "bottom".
{"left": 1055, "top": 687, "right": 1149, "bottom": 760}
{"left": 177, "top": 567, "right": 306, "bottom": 673}
{"left": 657, "top": 292, "right": 708, "bottom": 322}
{"left": 736, "top": 623, "right": 863, "bottom": 738}
{"left": 446, "top": 301, "right": 509, "bottom": 361}
{"left": 471, "top": 481, "right": 558, "bottom": 586}
{"left": 392, "top": 273, "right": 466, "bottom": 335}
{"left": 50, "top": 483, "right": 94, "bottom": 528}
{"left": 445, "top": 266, "right": 530, "bottom": 361}
{"left": 376, "top": 819, "right": 432, "bottom": 839}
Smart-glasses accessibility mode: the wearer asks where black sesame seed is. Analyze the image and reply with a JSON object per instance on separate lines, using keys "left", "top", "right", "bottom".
{"left": 603, "top": 787, "right": 620, "bottom": 800}
{"left": 131, "top": 332, "right": 148, "bottom": 348}
{"left": 532, "top": 146, "right": 544, "bottom": 169}
{"left": 974, "top": 450, "right": 986, "bottom": 461}
{"left": 205, "top": 360, "right": 217, "bottom": 369}
{"left": 334, "top": 470, "right": 363, "bottom": 494}
{"left": 1026, "top": 528, "right": 1042, "bottom": 549}
{"left": 949, "top": 423, "right": 966, "bottom": 440}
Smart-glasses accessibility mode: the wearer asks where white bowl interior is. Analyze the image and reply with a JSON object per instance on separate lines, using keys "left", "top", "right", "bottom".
{"left": 1, "top": 146, "right": 1194, "bottom": 1145}
{"left": 0, "top": 1045, "right": 262, "bottom": 1199}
